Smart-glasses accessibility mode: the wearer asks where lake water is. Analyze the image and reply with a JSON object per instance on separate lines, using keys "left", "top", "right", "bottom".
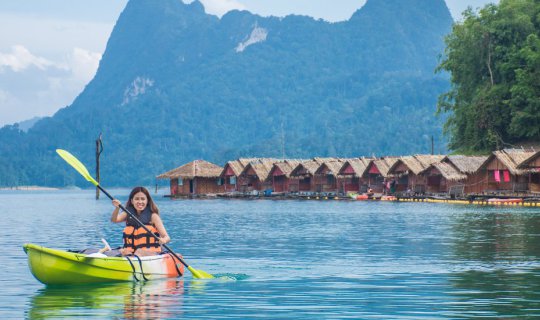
{"left": 2, "top": 189, "right": 540, "bottom": 319}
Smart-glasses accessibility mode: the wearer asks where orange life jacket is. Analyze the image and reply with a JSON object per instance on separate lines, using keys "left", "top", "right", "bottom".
{"left": 122, "top": 206, "right": 162, "bottom": 253}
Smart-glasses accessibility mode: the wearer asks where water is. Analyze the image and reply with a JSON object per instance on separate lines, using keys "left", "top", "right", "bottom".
{"left": 2, "top": 189, "right": 540, "bottom": 319}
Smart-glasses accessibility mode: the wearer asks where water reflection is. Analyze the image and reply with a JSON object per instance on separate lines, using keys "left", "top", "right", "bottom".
{"left": 451, "top": 211, "right": 540, "bottom": 261}
{"left": 448, "top": 269, "right": 540, "bottom": 318}
{"left": 27, "top": 279, "right": 184, "bottom": 319}
{"left": 448, "top": 210, "right": 540, "bottom": 317}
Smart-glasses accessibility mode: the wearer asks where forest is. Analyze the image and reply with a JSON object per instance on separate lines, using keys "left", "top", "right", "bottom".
{"left": 437, "top": 0, "right": 540, "bottom": 153}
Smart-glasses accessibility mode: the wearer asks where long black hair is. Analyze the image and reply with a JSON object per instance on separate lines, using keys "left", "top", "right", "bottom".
{"left": 126, "top": 186, "right": 160, "bottom": 215}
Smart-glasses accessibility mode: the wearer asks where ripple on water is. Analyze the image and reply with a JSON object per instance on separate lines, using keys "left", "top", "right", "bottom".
{"left": 2, "top": 191, "right": 540, "bottom": 318}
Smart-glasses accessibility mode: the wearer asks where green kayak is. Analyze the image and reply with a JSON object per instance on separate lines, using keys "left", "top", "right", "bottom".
{"left": 23, "top": 243, "right": 184, "bottom": 285}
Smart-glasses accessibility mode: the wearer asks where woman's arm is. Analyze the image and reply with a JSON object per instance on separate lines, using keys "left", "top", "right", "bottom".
{"left": 111, "top": 199, "right": 128, "bottom": 223}
{"left": 152, "top": 214, "right": 170, "bottom": 245}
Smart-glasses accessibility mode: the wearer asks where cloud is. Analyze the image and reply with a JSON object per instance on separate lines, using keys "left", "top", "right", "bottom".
{"left": 69, "top": 47, "right": 101, "bottom": 82}
{"left": 0, "top": 45, "right": 56, "bottom": 72}
{"left": 198, "top": 0, "right": 246, "bottom": 17}
{"left": 0, "top": 45, "right": 102, "bottom": 126}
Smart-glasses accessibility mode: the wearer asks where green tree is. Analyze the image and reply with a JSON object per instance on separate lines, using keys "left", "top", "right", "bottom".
{"left": 437, "top": 0, "right": 540, "bottom": 152}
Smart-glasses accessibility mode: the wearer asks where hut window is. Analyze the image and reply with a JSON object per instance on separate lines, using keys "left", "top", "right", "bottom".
{"left": 178, "top": 178, "right": 183, "bottom": 186}
{"left": 327, "top": 175, "right": 335, "bottom": 184}
{"left": 230, "top": 177, "right": 236, "bottom": 185}
{"left": 217, "top": 178, "right": 224, "bottom": 186}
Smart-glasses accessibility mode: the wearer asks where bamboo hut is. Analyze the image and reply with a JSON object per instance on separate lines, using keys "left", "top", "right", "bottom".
{"left": 238, "top": 159, "right": 278, "bottom": 193}
{"left": 387, "top": 155, "right": 444, "bottom": 194}
{"left": 364, "top": 157, "right": 399, "bottom": 192}
{"left": 289, "top": 158, "right": 332, "bottom": 192}
{"left": 517, "top": 150, "right": 540, "bottom": 192}
{"left": 419, "top": 162, "right": 467, "bottom": 194}
{"left": 478, "top": 149, "right": 536, "bottom": 194}
{"left": 269, "top": 160, "right": 304, "bottom": 193}
{"left": 337, "top": 158, "right": 374, "bottom": 193}
{"left": 156, "top": 160, "right": 224, "bottom": 196}
{"left": 313, "top": 158, "right": 346, "bottom": 193}
{"left": 443, "top": 155, "right": 489, "bottom": 194}
{"left": 220, "top": 158, "right": 256, "bottom": 192}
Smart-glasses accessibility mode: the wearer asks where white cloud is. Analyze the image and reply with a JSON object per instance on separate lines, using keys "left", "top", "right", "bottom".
{"left": 0, "top": 45, "right": 102, "bottom": 127}
{"left": 192, "top": 0, "right": 246, "bottom": 17}
{"left": 69, "top": 47, "right": 101, "bottom": 82}
{"left": 0, "top": 45, "right": 56, "bottom": 72}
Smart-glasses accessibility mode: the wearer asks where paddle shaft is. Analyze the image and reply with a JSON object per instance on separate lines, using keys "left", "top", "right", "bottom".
{"left": 97, "top": 185, "right": 190, "bottom": 270}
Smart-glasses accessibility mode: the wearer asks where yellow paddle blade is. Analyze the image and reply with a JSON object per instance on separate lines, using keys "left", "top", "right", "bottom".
{"left": 188, "top": 266, "right": 214, "bottom": 279}
{"left": 56, "top": 149, "right": 99, "bottom": 186}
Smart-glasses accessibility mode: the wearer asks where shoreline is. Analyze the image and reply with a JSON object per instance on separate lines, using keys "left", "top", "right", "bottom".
{"left": 0, "top": 186, "right": 60, "bottom": 191}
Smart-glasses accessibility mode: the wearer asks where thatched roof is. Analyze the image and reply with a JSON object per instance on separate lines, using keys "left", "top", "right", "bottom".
{"left": 221, "top": 158, "right": 258, "bottom": 177}
{"left": 241, "top": 158, "right": 279, "bottom": 181}
{"left": 389, "top": 154, "right": 444, "bottom": 175}
{"left": 290, "top": 158, "right": 330, "bottom": 177}
{"left": 415, "top": 155, "right": 445, "bottom": 169}
{"left": 518, "top": 150, "right": 540, "bottom": 169}
{"left": 315, "top": 158, "right": 347, "bottom": 177}
{"left": 157, "top": 160, "right": 223, "bottom": 180}
{"left": 371, "top": 157, "right": 399, "bottom": 177}
{"left": 445, "top": 155, "right": 489, "bottom": 173}
{"left": 338, "top": 158, "right": 374, "bottom": 177}
{"left": 481, "top": 149, "right": 536, "bottom": 175}
{"left": 428, "top": 162, "right": 467, "bottom": 181}
{"left": 269, "top": 159, "right": 305, "bottom": 177}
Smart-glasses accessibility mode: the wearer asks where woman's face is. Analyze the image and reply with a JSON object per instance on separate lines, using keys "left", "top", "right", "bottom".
{"left": 131, "top": 191, "right": 148, "bottom": 212}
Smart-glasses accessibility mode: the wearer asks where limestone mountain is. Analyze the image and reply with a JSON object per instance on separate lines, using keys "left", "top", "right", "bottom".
{"left": 0, "top": 0, "right": 453, "bottom": 187}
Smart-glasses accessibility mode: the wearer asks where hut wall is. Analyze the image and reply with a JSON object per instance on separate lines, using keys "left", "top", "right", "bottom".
{"left": 485, "top": 158, "right": 515, "bottom": 192}
{"left": 425, "top": 175, "right": 443, "bottom": 193}
{"left": 298, "top": 177, "right": 312, "bottom": 192}
{"left": 314, "top": 175, "right": 337, "bottom": 193}
{"left": 530, "top": 173, "right": 540, "bottom": 192}
{"left": 223, "top": 176, "right": 237, "bottom": 192}
{"left": 176, "top": 178, "right": 192, "bottom": 195}
{"left": 239, "top": 176, "right": 260, "bottom": 192}
{"left": 194, "top": 177, "right": 222, "bottom": 194}
{"left": 273, "top": 176, "right": 288, "bottom": 192}
{"left": 462, "top": 171, "right": 486, "bottom": 194}
{"left": 174, "top": 177, "right": 222, "bottom": 195}
{"left": 339, "top": 176, "right": 359, "bottom": 193}
{"left": 170, "top": 178, "right": 179, "bottom": 196}
{"left": 528, "top": 158, "right": 540, "bottom": 168}
{"left": 288, "top": 179, "right": 300, "bottom": 192}
{"left": 261, "top": 180, "right": 273, "bottom": 191}
{"left": 366, "top": 174, "right": 384, "bottom": 192}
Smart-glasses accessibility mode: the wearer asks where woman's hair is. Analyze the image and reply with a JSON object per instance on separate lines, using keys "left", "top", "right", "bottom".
{"left": 127, "top": 186, "right": 160, "bottom": 215}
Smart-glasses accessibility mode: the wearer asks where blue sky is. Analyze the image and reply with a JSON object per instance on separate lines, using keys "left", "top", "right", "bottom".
{"left": 0, "top": 0, "right": 498, "bottom": 127}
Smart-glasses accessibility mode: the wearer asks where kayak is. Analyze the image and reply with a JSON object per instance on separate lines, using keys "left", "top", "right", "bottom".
{"left": 23, "top": 243, "right": 184, "bottom": 285}
{"left": 356, "top": 194, "right": 369, "bottom": 200}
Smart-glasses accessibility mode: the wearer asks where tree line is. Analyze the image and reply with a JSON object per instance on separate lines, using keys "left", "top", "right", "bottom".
{"left": 437, "top": 0, "right": 540, "bottom": 153}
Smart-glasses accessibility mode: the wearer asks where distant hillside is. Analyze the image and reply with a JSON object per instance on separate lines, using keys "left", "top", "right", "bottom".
{"left": 0, "top": 0, "right": 453, "bottom": 187}
{"left": 16, "top": 116, "right": 43, "bottom": 132}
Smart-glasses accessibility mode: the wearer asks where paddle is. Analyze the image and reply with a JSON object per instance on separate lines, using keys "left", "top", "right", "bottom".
{"left": 56, "top": 149, "right": 214, "bottom": 279}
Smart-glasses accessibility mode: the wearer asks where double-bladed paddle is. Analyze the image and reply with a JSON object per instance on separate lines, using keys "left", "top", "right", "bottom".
{"left": 56, "top": 149, "right": 213, "bottom": 279}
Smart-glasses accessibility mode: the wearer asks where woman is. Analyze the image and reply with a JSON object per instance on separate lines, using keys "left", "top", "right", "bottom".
{"left": 111, "top": 186, "right": 170, "bottom": 256}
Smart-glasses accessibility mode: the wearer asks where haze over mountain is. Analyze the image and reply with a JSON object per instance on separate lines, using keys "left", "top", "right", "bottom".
{"left": 0, "top": 0, "right": 453, "bottom": 187}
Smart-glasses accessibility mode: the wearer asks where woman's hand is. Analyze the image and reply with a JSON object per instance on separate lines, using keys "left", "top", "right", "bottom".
{"left": 159, "top": 235, "right": 170, "bottom": 245}
{"left": 112, "top": 199, "right": 121, "bottom": 208}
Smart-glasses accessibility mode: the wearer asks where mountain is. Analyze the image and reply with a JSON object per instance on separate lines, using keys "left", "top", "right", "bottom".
{"left": 16, "top": 117, "right": 43, "bottom": 132}
{"left": 0, "top": 0, "right": 453, "bottom": 187}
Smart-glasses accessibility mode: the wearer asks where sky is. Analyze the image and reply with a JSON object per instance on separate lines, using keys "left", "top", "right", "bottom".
{"left": 0, "top": 0, "right": 499, "bottom": 127}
